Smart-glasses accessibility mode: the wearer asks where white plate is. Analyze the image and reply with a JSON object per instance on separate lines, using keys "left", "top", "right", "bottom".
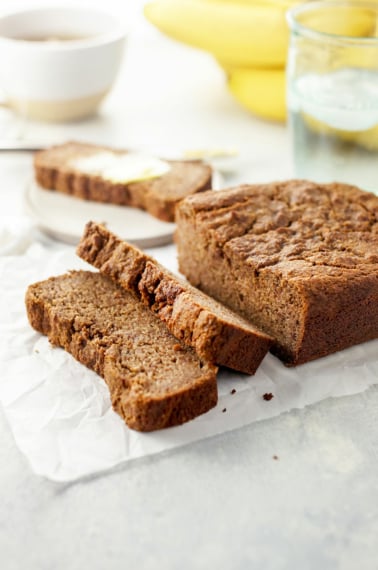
{"left": 24, "top": 180, "right": 175, "bottom": 248}
{"left": 24, "top": 171, "right": 222, "bottom": 248}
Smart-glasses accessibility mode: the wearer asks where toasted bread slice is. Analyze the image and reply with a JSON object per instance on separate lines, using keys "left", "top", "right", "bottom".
{"left": 34, "top": 141, "right": 213, "bottom": 222}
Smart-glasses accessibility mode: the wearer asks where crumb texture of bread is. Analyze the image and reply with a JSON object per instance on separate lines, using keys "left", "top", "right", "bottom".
{"left": 25, "top": 271, "right": 218, "bottom": 431}
{"left": 34, "top": 141, "right": 212, "bottom": 222}
{"left": 175, "top": 180, "right": 378, "bottom": 365}
{"left": 77, "top": 221, "right": 272, "bottom": 374}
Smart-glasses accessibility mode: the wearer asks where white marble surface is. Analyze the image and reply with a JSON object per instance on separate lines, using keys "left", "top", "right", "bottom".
{"left": 1, "top": 1, "right": 378, "bottom": 569}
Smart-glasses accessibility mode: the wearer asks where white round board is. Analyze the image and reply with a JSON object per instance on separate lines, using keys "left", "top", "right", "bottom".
{"left": 24, "top": 171, "right": 222, "bottom": 248}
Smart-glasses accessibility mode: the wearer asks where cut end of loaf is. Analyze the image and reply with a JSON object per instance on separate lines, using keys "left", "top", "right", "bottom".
{"left": 77, "top": 221, "right": 273, "bottom": 374}
{"left": 25, "top": 270, "right": 218, "bottom": 431}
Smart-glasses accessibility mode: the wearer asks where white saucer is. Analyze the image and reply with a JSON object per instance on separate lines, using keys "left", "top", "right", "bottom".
{"left": 24, "top": 180, "right": 176, "bottom": 248}
{"left": 24, "top": 171, "right": 223, "bottom": 248}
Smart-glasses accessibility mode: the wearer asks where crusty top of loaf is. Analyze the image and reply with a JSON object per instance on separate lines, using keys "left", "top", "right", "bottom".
{"left": 177, "top": 180, "right": 378, "bottom": 281}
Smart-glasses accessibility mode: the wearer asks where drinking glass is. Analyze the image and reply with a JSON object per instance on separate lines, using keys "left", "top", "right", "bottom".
{"left": 287, "top": 0, "right": 378, "bottom": 193}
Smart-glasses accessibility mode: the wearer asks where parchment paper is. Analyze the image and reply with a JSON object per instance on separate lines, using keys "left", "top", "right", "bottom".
{"left": 1, "top": 243, "right": 378, "bottom": 482}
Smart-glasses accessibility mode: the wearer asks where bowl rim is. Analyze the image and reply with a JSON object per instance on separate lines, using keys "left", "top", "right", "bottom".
{"left": 0, "top": 6, "right": 127, "bottom": 51}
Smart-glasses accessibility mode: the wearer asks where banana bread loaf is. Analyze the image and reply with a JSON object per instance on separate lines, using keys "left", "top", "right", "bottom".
{"left": 77, "top": 221, "right": 272, "bottom": 374}
{"left": 175, "top": 180, "right": 378, "bottom": 365}
{"left": 25, "top": 271, "right": 218, "bottom": 431}
{"left": 34, "top": 141, "right": 213, "bottom": 222}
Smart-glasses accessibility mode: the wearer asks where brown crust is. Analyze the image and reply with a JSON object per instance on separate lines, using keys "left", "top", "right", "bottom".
{"left": 34, "top": 141, "right": 213, "bottom": 222}
{"left": 25, "top": 271, "right": 218, "bottom": 432}
{"left": 77, "top": 221, "right": 273, "bottom": 374}
{"left": 175, "top": 180, "right": 378, "bottom": 366}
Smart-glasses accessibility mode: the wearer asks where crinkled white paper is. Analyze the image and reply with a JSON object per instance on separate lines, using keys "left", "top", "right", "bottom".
{"left": 1, "top": 244, "right": 378, "bottom": 482}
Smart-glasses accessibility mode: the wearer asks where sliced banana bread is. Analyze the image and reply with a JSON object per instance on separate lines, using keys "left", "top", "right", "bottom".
{"left": 34, "top": 141, "right": 212, "bottom": 222}
{"left": 25, "top": 271, "right": 218, "bottom": 431}
{"left": 77, "top": 221, "right": 272, "bottom": 374}
{"left": 175, "top": 180, "right": 378, "bottom": 366}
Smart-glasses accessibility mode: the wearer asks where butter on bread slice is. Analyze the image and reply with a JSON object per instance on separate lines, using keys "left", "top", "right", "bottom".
{"left": 34, "top": 141, "right": 213, "bottom": 222}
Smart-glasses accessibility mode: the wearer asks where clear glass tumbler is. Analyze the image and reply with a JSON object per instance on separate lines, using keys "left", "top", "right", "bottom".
{"left": 287, "top": 0, "right": 378, "bottom": 193}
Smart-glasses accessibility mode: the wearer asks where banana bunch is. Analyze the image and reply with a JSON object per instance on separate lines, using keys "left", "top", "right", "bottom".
{"left": 144, "top": 0, "right": 295, "bottom": 121}
{"left": 144, "top": 0, "right": 378, "bottom": 122}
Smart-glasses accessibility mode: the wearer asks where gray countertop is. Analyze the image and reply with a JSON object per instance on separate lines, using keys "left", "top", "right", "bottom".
{"left": 2, "top": 388, "right": 378, "bottom": 570}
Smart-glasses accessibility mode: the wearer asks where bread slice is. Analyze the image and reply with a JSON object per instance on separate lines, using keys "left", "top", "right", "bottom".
{"left": 25, "top": 271, "right": 218, "bottom": 432}
{"left": 34, "top": 141, "right": 212, "bottom": 222}
{"left": 77, "top": 221, "right": 273, "bottom": 374}
{"left": 175, "top": 180, "right": 378, "bottom": 365}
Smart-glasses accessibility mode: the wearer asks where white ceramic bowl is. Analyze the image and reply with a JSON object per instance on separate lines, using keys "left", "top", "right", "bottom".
{"left": 0, "top": 7, "right": 126, "bottom": 121}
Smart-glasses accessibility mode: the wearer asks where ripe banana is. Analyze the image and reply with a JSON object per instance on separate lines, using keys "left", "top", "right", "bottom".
{"left": 144, "top": 0, "right": 378, "bottom": 122}
{"left": 296, "top": 5, "right": 378, "bottom": 37}
{"left": 227, "top": 67, "right": 286, "bottom": 122}
{"left": 144, "top": 0, "right": 291, "bottom": 68}
{"left": 303, "top": 114, "right": 378, "bottom": 152}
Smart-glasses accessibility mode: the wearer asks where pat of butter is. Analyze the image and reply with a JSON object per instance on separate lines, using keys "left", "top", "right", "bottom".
{"left": 70, "top": 152, "right": 171, "bottom": 183}
{"left": 183, "top": 147, "right": 238, "bottom": 160}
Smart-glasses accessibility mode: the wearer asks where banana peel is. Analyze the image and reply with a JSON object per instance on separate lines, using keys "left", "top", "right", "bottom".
{"left": 227, "top": 67, "right": 286, "bottom": 122}
{"left": 226, "top": 67, "right": 378, "bottom": 151}
{"left": 144, "top": 0, "right": 291, "bottom": 68}
{"left": 144, "top": 0, "right": 377, "bottom": 69}
{"left": 144, "top": 0, "right": 378, "bottom": 123}
{"left": 303, "top": 113, "right": 378, "bottom": 151}
{"left": 296, "top": 5, "right": 378, "bottom": 37}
